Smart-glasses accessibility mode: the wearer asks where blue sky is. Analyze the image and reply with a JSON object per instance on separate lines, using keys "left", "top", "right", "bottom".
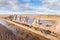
{"left": 18, "top": 0, "right": 44, "bottom": 7}
{"left": 0, "top": 0, "right": 60, "bottom": 15}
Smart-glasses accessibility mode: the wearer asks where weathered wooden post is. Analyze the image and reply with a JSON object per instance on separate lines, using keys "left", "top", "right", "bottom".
{"left": 16, "top": 15, "right": 21, "bottom": 21}
{"left": 32, "top": 18, "right": 40, "bottom": 26}
{"left": 23, "top": 16, "right": 28, "bottom": 24}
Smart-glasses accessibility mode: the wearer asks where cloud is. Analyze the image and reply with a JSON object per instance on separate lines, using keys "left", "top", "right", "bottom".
{"left": 0, "top": 0, "right": 35, "bottom": 12}
{"left": 43, "top": 0, "right": 60, "bottom": 10}
{"left": 0, "top": 0, "right": 60, "bottom": 15}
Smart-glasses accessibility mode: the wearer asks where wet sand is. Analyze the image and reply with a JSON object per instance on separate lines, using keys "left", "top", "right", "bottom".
{"left": 0, "top": 24, "right": 23, "bottom": 40}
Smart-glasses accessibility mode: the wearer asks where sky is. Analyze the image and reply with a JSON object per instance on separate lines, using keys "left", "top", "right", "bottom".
{"left": 0, "top": 0, "right": 60, "bottom": 15}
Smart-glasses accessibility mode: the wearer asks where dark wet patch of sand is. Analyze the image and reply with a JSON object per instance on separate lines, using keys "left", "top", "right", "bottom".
{"left": 0, "top": 24, "right": 23, "bottom": 40}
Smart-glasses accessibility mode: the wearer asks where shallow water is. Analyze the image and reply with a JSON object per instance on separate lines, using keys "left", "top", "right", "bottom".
{"left": 19, "top": 18, "right": 53, "bottom": 26}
